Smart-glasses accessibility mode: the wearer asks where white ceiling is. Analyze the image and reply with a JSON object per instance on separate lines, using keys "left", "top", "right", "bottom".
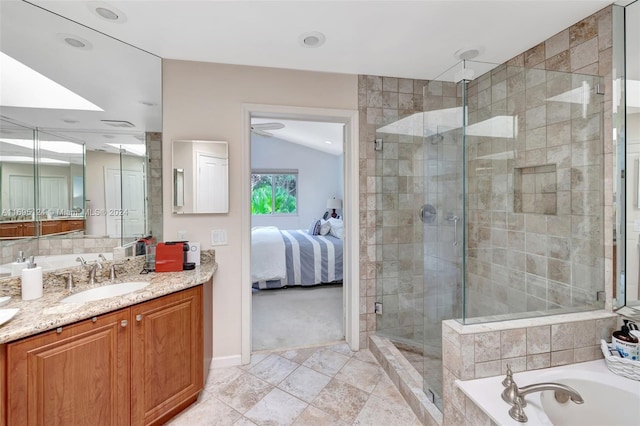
{"left": 30, "top": 0, "right": 612, "bottom": 80}
{"left": 0, "top": 0, "right": 632, "bottom": 155}
{"left": 251, "top": 118, "right": 344, "bottom": 155}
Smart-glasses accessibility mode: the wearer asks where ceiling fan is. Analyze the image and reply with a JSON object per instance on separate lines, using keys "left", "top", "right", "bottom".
{"left": 250, "top": 122, "right": 285, "bottom": 137}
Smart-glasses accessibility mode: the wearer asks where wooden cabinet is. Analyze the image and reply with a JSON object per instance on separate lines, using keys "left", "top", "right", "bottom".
{"left": 6, "top": 310, "right": 130, "bottom": 426}
{"left": 131, "top": 286, "right": 203, "bottom": 425}
{"left": 40, "top": 220, "right": 62, "bottom": 235}
{"left": 0, "top": 219, "right": 84, "bottom": 238}
{"left": 0, "top": 222, "right": 35, "bottom": 238}
{"left": 3, "top": 284, "right": 209, "bottom": 426}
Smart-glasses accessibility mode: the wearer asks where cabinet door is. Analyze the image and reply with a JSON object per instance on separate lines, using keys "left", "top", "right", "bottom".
{"left": 131, "top": 286, "right": 203, "bottom": 425}
{"left": 6, "top": 310, "right": 130, "bottom": 426}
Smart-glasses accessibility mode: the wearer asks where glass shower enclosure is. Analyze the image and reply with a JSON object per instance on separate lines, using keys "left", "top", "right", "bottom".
{"left": 374, "top": 60, "right": 605, "bottom": 410}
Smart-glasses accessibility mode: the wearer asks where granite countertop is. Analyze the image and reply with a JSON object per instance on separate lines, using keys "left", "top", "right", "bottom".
{"left": 0, "top": 256, "right": 217, "bottom": 344}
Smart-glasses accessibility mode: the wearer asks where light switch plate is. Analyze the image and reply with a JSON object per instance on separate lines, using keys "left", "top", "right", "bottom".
{"left": 177, "top": 230, "right": 188, "bottom": 240}
{"left": 211, "top": 229, "right": 227, "bottom": 246}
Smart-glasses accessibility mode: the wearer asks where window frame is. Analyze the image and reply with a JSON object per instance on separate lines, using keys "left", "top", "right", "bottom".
{"left": 250, "top": 169, "right": 298, "bottom": 216}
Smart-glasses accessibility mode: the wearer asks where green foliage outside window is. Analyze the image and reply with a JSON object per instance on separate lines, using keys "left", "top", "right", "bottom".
{"left": 251, "top": 173, "right": 297, "bottom": 215}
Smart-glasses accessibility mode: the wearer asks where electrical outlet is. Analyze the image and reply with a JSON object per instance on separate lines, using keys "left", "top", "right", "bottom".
{"left": 177, "top": 230, "right": 187, "bottom": 240}
{"left": 374, "top": 302, "right": 383, "bottom": 315}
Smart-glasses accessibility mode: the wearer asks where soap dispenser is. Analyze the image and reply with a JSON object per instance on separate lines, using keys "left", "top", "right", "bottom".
{"left": 612, "top": 320, "right": 639, "bottom": 361}
{"left": 21, "top": 256, "right": 43, "bottom": 301}
{"left": 11, "top": 251, "right": 27, "bottom": 277}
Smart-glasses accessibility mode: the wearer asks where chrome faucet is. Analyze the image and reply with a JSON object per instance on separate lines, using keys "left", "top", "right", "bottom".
{"left": 88, "top": 262, "right": 103, "bottom": 285}
{"left": 109, "top": 262, "right": 125, "bottom": 282}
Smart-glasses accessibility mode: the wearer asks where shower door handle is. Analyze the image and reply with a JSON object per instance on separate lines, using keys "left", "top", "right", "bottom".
{"left": 447, "top": 215, "right": 459, "bottom": 246}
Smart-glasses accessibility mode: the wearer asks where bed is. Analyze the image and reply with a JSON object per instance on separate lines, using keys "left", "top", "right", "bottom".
{"left": 251, "top": 226, "right": 343, "bottom": 289}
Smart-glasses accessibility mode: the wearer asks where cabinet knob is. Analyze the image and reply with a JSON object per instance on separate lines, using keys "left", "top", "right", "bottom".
{"left": 92, "top": 317, "right": 98, "bottom": 323}
{"left": 120, "top": 320, "right": 128, "bottom": 328}
{"left": 136, "top": 314, "right": 143, "bottom": 322}
{"left": 56, "top": 327, "right": 63, "bottom": 334}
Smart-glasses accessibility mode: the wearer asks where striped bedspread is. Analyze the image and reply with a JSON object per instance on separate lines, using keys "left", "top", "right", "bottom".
{"left": 252, "top": 229, "right": 343, "bottom": 289}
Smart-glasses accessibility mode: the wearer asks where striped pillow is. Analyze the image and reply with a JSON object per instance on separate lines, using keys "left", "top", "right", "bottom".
{"left": 308, "top": 219, "right": 321, "bottom": 235}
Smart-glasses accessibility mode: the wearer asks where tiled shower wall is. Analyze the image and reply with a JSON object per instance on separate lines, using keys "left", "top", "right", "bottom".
{"left": 443, "top": 6, "right": 615, "bottom": 426}
{"left": 358, "top": 75, "right": 428, "bottom": 348}
{"left": 147, "top": 132, "right": 163, "bottom": 241}
{"left": 465, "top": 6, "right": 613, "bottom": 319}
{"left": 465, "top": 67, "right": 605, "bottom": 317}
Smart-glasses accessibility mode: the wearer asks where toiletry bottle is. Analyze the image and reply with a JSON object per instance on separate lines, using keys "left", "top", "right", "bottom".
{"left": 11, "top": 251, "right": 27, "bottom": 277}
{"left": 612, "top": 320, "right": 639, "bottom": 361}
{"left": 21, "top": 256, "right": 43, "bottom": 301}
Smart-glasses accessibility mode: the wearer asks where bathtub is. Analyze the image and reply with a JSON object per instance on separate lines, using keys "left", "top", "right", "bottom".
{"left": 0, "top": 252, "right": 113, "bottom": 275}
{"left": 456, "top": 359, "right": 640, "bottom": 426}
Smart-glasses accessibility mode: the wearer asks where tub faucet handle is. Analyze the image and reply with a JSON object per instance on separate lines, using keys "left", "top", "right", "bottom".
{"left": 502, "top": 364, "right": 514, "bottom": 387}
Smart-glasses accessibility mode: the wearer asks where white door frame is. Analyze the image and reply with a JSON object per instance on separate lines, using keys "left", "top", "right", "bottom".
{"left": 240, "top": 103, "right": 359, "bottom": 364}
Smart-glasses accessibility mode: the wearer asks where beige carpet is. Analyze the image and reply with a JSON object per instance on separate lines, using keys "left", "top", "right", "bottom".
{"left": 252, "top": 284, "right": 344, "bottom": 351}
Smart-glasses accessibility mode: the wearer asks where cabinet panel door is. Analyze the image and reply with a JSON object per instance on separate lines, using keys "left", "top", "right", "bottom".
{"left": 131, "top": 286, "right": 203, "bottom": 425}
{"left": 7, "top": 310, "right": 130, "bottom": 426}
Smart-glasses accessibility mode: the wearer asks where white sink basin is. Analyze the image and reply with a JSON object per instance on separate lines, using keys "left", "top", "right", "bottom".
{"left": 61, "top": 282, "right": 150, "bottom": 304}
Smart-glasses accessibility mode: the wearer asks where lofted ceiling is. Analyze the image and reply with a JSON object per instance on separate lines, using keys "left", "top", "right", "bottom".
{"left": 0, "top": 0, "right": 625, "bottom": 154}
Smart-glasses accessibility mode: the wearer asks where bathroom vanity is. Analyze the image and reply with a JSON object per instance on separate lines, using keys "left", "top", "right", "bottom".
{"left": 0, "top": 260, "right": 215, "bottom": 425}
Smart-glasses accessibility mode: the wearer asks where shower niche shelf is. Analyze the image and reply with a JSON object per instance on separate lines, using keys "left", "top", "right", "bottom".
{"left": 513, "top": 164, "right": 557, "bottom": 215}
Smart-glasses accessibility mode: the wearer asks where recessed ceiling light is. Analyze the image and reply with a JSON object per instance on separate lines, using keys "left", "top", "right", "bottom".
{"left": 62, "top": 118, "right": 79, "bottom": 124}
{"left": 96, "top": 7, "right": 118, "bottom": 20}
{"left": 103, "top": 134, "right": 117, "bottom": 139}
{"left": 57, "top": 33, "right": 93, "bottom": 51}
{"left": 299, "top": 31, "right": 326, "bottom": 48}
{"left": 324, "top": 140, "right": 332, "bottom": 144}
{"left": 139, "top": 100, "right": 158, "bottom": 107}
{"left": 90, "top": 2, "right": 127, "bottom": 23}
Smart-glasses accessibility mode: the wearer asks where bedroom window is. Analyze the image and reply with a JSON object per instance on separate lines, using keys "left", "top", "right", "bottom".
{"left": 251, "top": 170, "right": 297, "bottom": 215}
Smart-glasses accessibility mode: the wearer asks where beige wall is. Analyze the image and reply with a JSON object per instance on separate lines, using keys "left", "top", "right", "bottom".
{"left": 162, "top": 60, "right": 358, "bottom": 359}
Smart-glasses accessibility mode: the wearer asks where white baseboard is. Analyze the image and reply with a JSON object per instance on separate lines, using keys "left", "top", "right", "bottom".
{"left": 210, "top": 354, "right": 242, "bottom": 369}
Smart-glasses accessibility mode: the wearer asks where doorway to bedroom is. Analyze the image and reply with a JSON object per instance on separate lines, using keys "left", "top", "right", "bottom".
{"left": 250, "top": 115, "right": 346, "bottom": 351}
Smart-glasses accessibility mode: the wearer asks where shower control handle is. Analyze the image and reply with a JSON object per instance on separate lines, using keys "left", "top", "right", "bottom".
{"left": 419, "top": 204, "right": 437, "bottom": 224}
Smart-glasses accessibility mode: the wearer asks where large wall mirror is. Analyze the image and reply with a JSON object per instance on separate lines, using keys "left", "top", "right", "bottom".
{"left": 0, "top": 1, "right": 161, "bottom": 264}
{"left": 172, "top": 140, "right": 229, "bottom": 214}
{"left": 614, "top": 1, "right": 639, "bottom": 314}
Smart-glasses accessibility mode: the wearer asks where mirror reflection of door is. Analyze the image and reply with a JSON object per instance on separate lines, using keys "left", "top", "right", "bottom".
{"left": 105, "top": 168, "right": 145, "bottom": 238}
{"left": 196, "top": 152, "right": 228, "bottom": 213}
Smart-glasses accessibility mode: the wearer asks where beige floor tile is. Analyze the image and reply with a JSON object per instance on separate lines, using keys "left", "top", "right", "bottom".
{"left": 213, "top": 373, "right": 273, "bottom": 414}
{"left": 328, "top": 342, "right": 354, "bottom": 356}
{"left": 278, "top": 365, "right": 331, "bottom": 403}
{"left": 311, "top": 379, "right": 369, "bottom": 423}
{"left": 353, "top": 349, "right": 378, "bottom": 365}
{"left": 167, "top": 395, "right": 242, "bottom": 425}
{"left": 302, "top": 348, "right": 350, "bottom": 376}
{"left": 278, "top": 346, "right": 318, "bottom": 364}
{"left": 354, "top": 394, "right": 420, "bottom": 426}
{"left": 248, "top": 354, "right": 299, "bottom": 385}
{"left": 334, "top": 357, "right": 384, "bottom": 393}
{"left": 244, "top": 388, "right": 308, "bottom": 426}
{"left": 233, "top": 418, "right": 258, "bottom": 426}
{"left": 240, "top": 353, "right": 270, "bottom": 370}
{"left": 204, "top": 366, "right": 245, "bottom": 395}
{"left": 292, "top": 405, "right": 349, "bottom": 426}
{"left": 371, "top": 374, "right": 407, "bottom": 405}
{"left": 232, "top": 417, "right": 258, "bottom": 426}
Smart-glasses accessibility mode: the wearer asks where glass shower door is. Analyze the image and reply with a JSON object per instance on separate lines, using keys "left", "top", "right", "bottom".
{"left": 421, "top": 80, "right": 465, "bottom": 409}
